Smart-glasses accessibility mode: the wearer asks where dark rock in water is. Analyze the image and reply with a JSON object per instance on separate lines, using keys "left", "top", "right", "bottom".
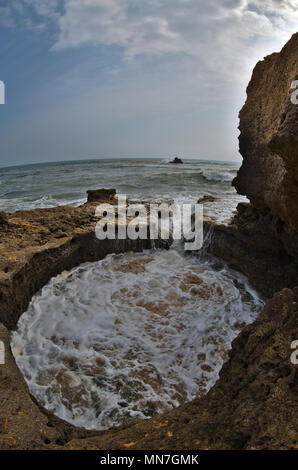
{"left": 169, "top": 157, "right": 183, "bottom": 164}
{"left": 87, "top": 188, "right": 116, "bottom": 203}
{"left": 197, "top": 195, "right": 218, "bottom": 204}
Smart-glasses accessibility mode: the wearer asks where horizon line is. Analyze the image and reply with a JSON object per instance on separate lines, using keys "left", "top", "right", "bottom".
{"left": 0, "top": 156, "right": 242, "bottom": 171}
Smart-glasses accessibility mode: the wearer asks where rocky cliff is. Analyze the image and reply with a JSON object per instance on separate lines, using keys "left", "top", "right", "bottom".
{"left": 234, "top": 32, "right": 298, "bottom": 233}
{"left": 209, "top": 33, "right": 298, "bottom": 297}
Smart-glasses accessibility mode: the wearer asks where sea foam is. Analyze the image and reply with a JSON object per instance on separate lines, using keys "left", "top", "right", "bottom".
{"left": 11, "top": 248, "right": 263, "bottom": 430}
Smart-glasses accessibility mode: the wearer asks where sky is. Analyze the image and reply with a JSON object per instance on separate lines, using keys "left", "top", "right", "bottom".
{"left": 0, "top": 0, "right": 297, "bottom": 167}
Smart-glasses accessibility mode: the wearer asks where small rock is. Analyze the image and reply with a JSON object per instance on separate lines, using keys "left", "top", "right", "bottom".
{"left": 169, "top": 157, "right": 183, "bottom": 164}
{"left": 197, "top": 195, "right": 218, "bottom": 204}
{"left": 87, "top": 188, "right": 116, "bottom": 203}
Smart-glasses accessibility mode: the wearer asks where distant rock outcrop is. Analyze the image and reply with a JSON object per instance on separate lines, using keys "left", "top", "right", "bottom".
{"left": 169, "top": 157, "right": 183, "bottom": 164}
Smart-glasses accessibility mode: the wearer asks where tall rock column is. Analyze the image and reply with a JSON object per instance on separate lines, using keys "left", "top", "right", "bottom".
{"left": 233, "top": 32, "right": 298, "bottom": 233}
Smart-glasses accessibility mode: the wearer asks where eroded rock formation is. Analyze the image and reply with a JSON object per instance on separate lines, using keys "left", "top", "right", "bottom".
{"left": 209, "top": 32, "right": 298, "bottom": 297}
{"left": 234, "top": 32, "right": 298, "bottom": 233}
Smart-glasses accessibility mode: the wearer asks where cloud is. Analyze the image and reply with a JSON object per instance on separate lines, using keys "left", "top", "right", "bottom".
{"left": 0, "top": 6, "right": 15, "bottom": 28}
{"left": 53, "top": 0, "right": 185, "bottom": 56}
{"left": 53, "top": 1, "right": 298, "bottom": 55}
{"left": 0, "top": 0, "right": 60, "bottom": 29}
{"left": 49, "top": 0, "right": 298, "bottom": 89}
{"left": 24, "top": 0, "right": 60, "bottom": 17}
{"left": 2, "top": 1, "right": 297, "bottom": 85}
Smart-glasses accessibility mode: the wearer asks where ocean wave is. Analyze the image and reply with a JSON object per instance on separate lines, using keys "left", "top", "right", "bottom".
{"left": 0, "top": 159, "right": 240, "bottom": 213}
{"left": 200, "top": 170, "right": 236, "bottom": 183}
{"left": 0, "top": 195, "right": 84, "bottom": 213}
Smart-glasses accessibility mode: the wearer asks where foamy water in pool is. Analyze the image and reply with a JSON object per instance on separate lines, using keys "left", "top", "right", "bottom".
{"left": 11, "top": 247, "right": 263, "bottom": 430}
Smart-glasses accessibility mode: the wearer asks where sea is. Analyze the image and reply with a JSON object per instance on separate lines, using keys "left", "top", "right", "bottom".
{"left": 5, "top": 158, "right": 264, "bottom": 431}
{"left": 0, "top": 158, "right": 246, "bottom": 222}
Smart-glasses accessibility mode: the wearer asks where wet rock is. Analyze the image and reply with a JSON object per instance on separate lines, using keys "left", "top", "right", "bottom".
{"left": 87, "top": 188, "right": 116, "bottom": 203}
{"left": 197, "top": 195, "right": 218, "bottom": 204}
{"left": 206, "top": 203, "right": 298, "bottom": 297}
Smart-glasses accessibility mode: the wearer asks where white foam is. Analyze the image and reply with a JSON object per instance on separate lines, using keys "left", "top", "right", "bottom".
{"left": 201, "top": 169, "right": 235, "bottom": 183}
{"left": 203, "top": 195, "right": 249, "bottom": 225}
{"left": 11, "top": 248, "right": 263, "bottom": 431}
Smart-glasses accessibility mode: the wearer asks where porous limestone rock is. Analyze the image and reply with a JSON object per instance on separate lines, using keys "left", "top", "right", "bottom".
{"left": 234, "top": 32, "right": 298, "bottom": 233}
